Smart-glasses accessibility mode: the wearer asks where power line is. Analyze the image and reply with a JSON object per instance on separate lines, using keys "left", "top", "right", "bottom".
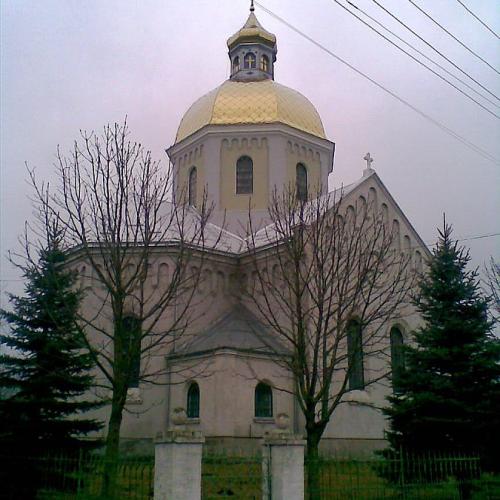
{"left": 345, "top": 0, "right": 500, "bottom": 111}
{"left": 459, "top": 232, "right": 500, "bottom": 243}
{"left": 332, "top": 0, "right": 500, "bottom": 119}
{"left": 254, "top": 2, "right": 500, "bottom": 165}
{"left": 407, "top": 232, "right": 500, "bottom": 251}
{"left": 370, "top": 0, "right": 500, "bottom": 103}
{"left": 455, "top": 0, "right": 500, "bottom": 40}
{"left": 408, "top": 0, "right": 500, "bottom": 76}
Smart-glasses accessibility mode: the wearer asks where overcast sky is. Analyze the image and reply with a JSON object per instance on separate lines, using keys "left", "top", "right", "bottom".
{"left": 1, "top": 0, "right": 499, "bottom": 308}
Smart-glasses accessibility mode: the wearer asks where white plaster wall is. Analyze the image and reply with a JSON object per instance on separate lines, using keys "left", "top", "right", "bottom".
{"left": 169, "top": 352, "right": 294, "bottom": 438}
{"left": 70, "top": 171, "right": 428, "bottom": 455}
{"left": 71, "top": 250, "right": 242, "bottom": 442}
{"left": 168, "top": 124, "right": 334, "bottom": 235}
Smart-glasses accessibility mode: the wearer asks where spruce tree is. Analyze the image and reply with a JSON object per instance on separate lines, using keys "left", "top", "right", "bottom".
{"left": 0, "top": 226, "right": 102, "bottom": 496}
{"left": 384, "top": 222, "right": 500, "bottom": 469}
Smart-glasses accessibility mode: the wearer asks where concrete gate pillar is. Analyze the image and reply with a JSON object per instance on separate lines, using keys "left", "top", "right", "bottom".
{"left": 262, "top": 431, "right": 306, "bottom": 500}
{"left": 154, "top": 429, "right": 205, "bottom": 500}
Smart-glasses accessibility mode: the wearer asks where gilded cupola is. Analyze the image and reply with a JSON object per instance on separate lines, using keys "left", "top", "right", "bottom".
{"left": 173, "top": 4, "right": 327, "bottom": 143}
{"left": 168, "top": 3, "right": 335, "bottom": 234}
{"left": 227, "top": 2, "right": 277, "bottom": 82}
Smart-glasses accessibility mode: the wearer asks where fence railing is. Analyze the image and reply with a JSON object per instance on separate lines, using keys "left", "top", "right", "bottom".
{"left": 1, "top": 451, "right": 499, "bottom": 499}
{"left": 306, "top": 453, "right": 499, "bottom": 499}
{"left": 1, "top": 454, "right": 154, "bottom": 500}
{"left": 202, "top": 451, "right": 262, "bottom": 500}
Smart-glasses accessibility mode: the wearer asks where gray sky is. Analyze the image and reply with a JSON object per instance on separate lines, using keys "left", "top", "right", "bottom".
{"left": 1, "top": 0, "right": 499, "bottom": 307}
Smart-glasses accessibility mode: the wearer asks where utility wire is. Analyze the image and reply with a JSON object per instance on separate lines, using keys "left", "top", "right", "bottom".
{"left": 370, "top": 0, "right": 500, "bottom": 102}
{"left": 408, "top": 0, "right": 500, "bottom": 75}
{"left": 460, "top": 232, "right": 500, "bottom": 243}
{"left": 254, "top": 2, "right": 500, "bottom": 165}
{"left": 345, "top": 0, "right": 500, "bottom": 111}
{"left": 332, "top": 0, "right": 500, "bottom": 119}
{"left": 455, "top": 0, "right": 500, "bottom": 40}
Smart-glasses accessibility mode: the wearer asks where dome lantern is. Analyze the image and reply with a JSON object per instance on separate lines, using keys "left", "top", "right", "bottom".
{"left": 227, "top": 3, "right": 277, "bottom": 82}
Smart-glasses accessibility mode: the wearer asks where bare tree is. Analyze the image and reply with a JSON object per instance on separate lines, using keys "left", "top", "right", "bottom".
{"left": 484, "top": 257, "right": 500, "bottom": 322}
{"left": 244, "top": 186, "right": 416, "bottom": 497}
{"left": 31, "top": 122, "right": 216, "bottom": 494}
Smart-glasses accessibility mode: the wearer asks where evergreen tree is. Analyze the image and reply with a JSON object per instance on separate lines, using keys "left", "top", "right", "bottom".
{"left": 0, "top": 226, "right": 102, "bottom": 497}
{"left": 384, "top": 221, "right": 500, "bottom": 469}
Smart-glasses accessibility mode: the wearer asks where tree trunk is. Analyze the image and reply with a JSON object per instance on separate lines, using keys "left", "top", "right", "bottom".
{"left": 102, "top": 388, "right": 126, "bottom": 498}
{"left": 457, "top": 478, "right": 472, "bottom": 500}
{"left": 306, "top": 429, "right": 322, "bottom": 500}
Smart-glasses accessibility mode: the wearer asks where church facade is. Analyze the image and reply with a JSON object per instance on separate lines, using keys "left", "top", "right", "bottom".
{"left": 79, "top": 7, "right": 428, "bottom": 456}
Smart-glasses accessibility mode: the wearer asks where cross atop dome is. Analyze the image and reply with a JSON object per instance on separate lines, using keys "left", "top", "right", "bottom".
{"left": 227, "top": 4, "right": 277, "bottom": 81}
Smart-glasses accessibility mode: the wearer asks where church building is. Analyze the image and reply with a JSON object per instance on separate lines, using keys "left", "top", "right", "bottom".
{"left": 82, "top": 5, "right": 428, "bottom": 456}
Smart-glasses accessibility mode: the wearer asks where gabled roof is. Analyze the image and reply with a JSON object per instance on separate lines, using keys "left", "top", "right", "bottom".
{"left": 170, "top": 304, "right": 289, "bottom": 359}
{"left": 85, "top": 170, "right": 428, "bottom": 260}
{"left": 244, "top": 179, "right": 362, "bottom": 251}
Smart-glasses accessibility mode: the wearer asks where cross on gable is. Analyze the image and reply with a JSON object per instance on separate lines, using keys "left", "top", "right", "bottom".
{"left": 363, "top": 152, "right": 374, "bottom": 169}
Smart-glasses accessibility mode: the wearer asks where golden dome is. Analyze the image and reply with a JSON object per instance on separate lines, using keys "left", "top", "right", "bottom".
{"left": 175, "top": 79, "right": 326, "bottom": 143}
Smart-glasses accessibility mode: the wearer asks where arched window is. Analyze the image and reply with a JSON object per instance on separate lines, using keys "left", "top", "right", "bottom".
{"left": 296, "top": 163, "right": 308, "bottom": 202}
{"left": 244, "top": 52, "right": 256, "bottom": 69}
{"left": 403, "top": 235, "right": 411, "bottom": 253}
{"left": 346, "top": 205, "right": 355, "bottom": 223}
{"left": 381, "top": 203, "right": 389, "bottom": 227}
{"left": 390, "top": 327, "right": 405, "bottom": 394}
{"left": 187, "top": 382, "right": 200, "bottom": 418}
{"left": 123, "top": 316, "right": 141, "bottom": 388}
{"left": 188, "top": 167, "right": 197, "bottom": 207}
{"left": 232, "top": 56, "right": 240, "bottom": 74}
{"left": 260, "top": 54, "right": 269, "bottom": 72}
{"left": 368, "top": 187, "right": 378, "bottom": 211}
{"left": 415, "top": 251, "right": 423, "bottom": 273}
{"left": 347, "top": 319, "right": 364, "bottom": 390}
{"left": 392, "top": 220, "right": 401, "bottom": 251}
{"left": 358, "top": 195, "right": 367, "bottom": 215}
{"left": 236, "top": 156, "right": 253, "bottom": 194}
{"left": 255, "top": 382, "right": 273, "bottom": 418}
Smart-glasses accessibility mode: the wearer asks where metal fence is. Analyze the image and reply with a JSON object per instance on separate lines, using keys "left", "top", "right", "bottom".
{"left": 2, "top": 451, "right": 499, "bottom": 499}
{"left": 306, "top": 453, "right": 500, "bottom": 499}
{"left": 201, "top": 451, "right": 262, "bottom": 499}
{"left": 1, "top": 454, "right": 154, "bottom": 500}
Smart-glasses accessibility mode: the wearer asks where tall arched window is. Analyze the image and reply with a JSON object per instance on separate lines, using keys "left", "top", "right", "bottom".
{"left": 358, "top": 195, "right": 367, "bottom": 215}
{"left": 390, "top": 327, "right": 404, "bottom": 394}
{"left": 236, "top": 156, "right": 253, "bottom": 194}
{"left": 123, "top": 316, "right": 141, "bottom": 388}
{"left": 368, "top": 187, "right": 378, "bottom": 211}
{"left": 244, "top": 52, "right": 256, "bottom": 69}
{"left": 255, "top": 382, "right": 273, "bottom": 418}
{"left": 392, "top": 220, "right": 401, "bottom": 251}
{"left": 415, "top": 251, "right": 423, "bottom": 273}
{"left": 188, "top": 167, "right": 197, "bottom": 207}
{"left": 187, "top": 382, "right": 200, "bottom": 418}
{"left": 232, "top": 56, "right": 240, "bottom": 74}
{"left": 347, "top": 319, "right": 364, "bottom": 390}
{"left": 296, "top": 163, "right": 308, "bottom": 202}
{"left": 403, "top": 235, "right": 411, "bottom": 253}
{"left": 260, "top": 54, "right": 269, "bottom": 72}
{"left": 381, "top": 203, "right": 389, "bottom": 227}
